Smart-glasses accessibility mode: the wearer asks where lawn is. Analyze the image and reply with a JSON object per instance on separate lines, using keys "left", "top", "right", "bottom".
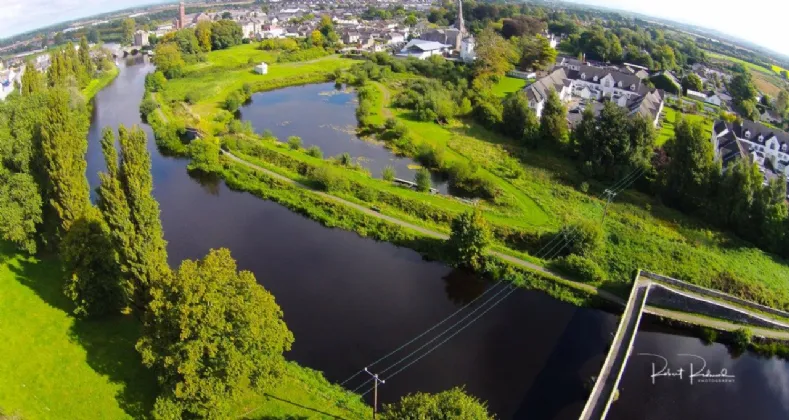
{"left": 657, "top": 106, "right": 713, "bottom": 146}
{"left": 491, "top": 76, "right": 528, "bottom": 98}
{"left": 0, "top": 242, "right": 368, "bottom": 419}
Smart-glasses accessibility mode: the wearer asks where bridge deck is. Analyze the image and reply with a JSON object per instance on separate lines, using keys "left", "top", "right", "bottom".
{"left": 579, "top": 275, "right": 650, "bottom": 420}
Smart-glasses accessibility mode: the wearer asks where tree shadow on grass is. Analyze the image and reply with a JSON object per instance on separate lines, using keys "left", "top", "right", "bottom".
{"left": 253, "top": 393, "right": 345, "bottom": 420}
{"left": 6, "top": 247, "right": 157, "bottom": 419}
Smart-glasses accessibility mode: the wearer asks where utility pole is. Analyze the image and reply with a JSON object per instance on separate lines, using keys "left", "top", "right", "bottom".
{"left": 601, "top": 189, "right": 617, "bottom": 224}
{"left": 364, "top": 367, "right": 385, "bottom": 419}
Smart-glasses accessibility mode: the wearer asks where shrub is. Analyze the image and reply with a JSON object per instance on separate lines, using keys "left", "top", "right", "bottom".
{"left": 415, "top": 168, "right": 432, "bottom": 192}
{"left": 139, "top": 97, "right": 159, "bottom": 117}
{"left": 566, "top": 219, "right": 603, "bottom": 257}
{"left": 310, "top": 166, "right": 349, "bottom": 192}
{"left": 732, "top": 328, "right": 753, "bottom": 351}
{"left": 187, "top": 138, "right": 222, "bottom": 174}
{"left": 306, "top": 145, "right": 323, "bottom": 158}
{"left": 184, "top": 91, "right": 199, "bottom": 104}
{"left": 382, "top": 165, "right": 396, "bottom": 181}
{"left": 339, "top": 152, "right": 352, "bottom": 166}
{"left": 223, "top": 91, "right": 245, "bottom": 112}
{"left": 287, "top": 136, "right": 302, "bottom": 150}
{"left": 553, "top": 254, "right": 607, "bottom": 283}
{"left": 416, "top": 143, "right": 446, "bottom": 170}
{"left": 277, "top": 47, "right": 329, "bottom": 63}
{"left": 700, "top": 327, "right": 718, "bottom": 345}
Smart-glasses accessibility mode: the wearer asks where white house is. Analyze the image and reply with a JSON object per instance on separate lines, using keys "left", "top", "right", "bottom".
{"left": 713, "top": 120, "right": 789, "bottom": 180}
{"left": 460, "top": 36, "right": 476, "bottom": 63}
{"left": 254, "top": 62, "right": 269, "bottom": 75}
{"left": 523, "top": 68, "right": 573, "bottom": 118}
{"left": 386, "top": 32, "right": 405, "bottom": 44}
{"left": 396, "top": 39, "right": 451, "bottom": 60}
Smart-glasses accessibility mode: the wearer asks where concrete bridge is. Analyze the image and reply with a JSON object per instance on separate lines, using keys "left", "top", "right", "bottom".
{"left": 579, "top": 272, "right": 650, "bottom": 420}
{"left": 579, "top": 271, "right": 789, "bottom": 420}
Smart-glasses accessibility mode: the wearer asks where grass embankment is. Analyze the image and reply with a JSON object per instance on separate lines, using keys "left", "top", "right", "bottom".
{"left": 151, "top": 44, "right": 789, "bottom": 312}
{"left": 83, "top": 65, "right": 120, "bottom": 100}
{"left": 0, "top": 242, "right": 368, "bottom": 419}
{"left": 491, "top": 76, "right": 528, "bottom": 98}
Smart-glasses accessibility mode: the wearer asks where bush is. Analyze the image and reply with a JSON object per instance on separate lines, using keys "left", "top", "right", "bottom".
{"left": 566, "top": 219, "right": 603, "bottom": 257}
{"left": 732, "top": 328, "right": 753, "bottom": 351}
{"left": 415, "top": 168, "right": 432, "bottom": 192}
{"left": 700, "top": 327, "right": 718, "bottom": 345}
{"left": 184, "top": 91, "right": 199, "bottom": 104}
{"left": 310, "top": 166, "right": 349, "bottom": 192}
{"left": 277, "top": 47, "right": 329, "bottom": 63}
{"left": 382, "top": 165, "right": 396, "bottom": 182}
{"left": 448, "top": 209, "right": 491, "bottom": 271}
{"left": 139, "top": 97, "right": 159, "bottom": 117}
{"left": 553, "top": 254, "right": 607, "bottom": 283}
{"left": 338, "top": 152, "right": 352, "bottom": 166}
{"left": 223, "top": 91, "right": 245, "bottom": 112}
{"left": 306, "top": 145, "right": 323, "bottom": 158}
{"left": 287, "top": 136, "right": 302, "bottom": 150}
{"left": 187, "top": 138, "right": 221, "bottom": 174}
{"left": 416, "top": 143, "right": 446, "bottom": 170}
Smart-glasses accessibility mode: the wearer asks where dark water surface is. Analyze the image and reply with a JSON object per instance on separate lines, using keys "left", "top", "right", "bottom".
{"left": 86, "top": 59, "right": 789, "bottom": 419}
{"left": 239, "top": 82, "right": 449, "bottom": 193}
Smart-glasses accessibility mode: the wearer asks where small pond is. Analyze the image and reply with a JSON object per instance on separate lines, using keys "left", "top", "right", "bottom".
{"left": 239, "top": 82, "right": 450, "bottom": 193}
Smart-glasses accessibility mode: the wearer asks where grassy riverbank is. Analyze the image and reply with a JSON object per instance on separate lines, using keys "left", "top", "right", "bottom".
{"left": 83, "top": 65, "right": 120, "bottom": 100}
{"left": 0, "top": 242, "right": 368, "bottom": 419}
{"left": 148, "top": 43, "right": 789, "bottom": 313}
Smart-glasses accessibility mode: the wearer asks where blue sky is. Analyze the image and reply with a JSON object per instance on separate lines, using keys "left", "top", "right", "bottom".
{"left": 1, "top": 0, "right": 788, "bottom": 57}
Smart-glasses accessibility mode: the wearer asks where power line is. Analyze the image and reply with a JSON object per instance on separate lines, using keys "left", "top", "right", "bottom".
{"left": 343, "top": 164, "right": 649, "bottom": 393}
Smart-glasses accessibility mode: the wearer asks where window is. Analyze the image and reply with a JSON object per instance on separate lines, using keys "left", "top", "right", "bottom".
{"left": 759, "top": 135, "right": 765, "bottom": 142}
{"left": 630, "top": 84, "right": 636, "bottom": 91}
{"left": 745, "top": 130, "right": 751, "bottom": 139}
{"left": 618, "top": 81, "right": 623, "bottom": 88}
{"left": 782, "top": 143, "right": 788, "bottom": 152}
{"left": 581, "top": 73, "right": 586, "bottom": 80}
{"left": 593, "top": 75, "right": 598, "bottom": 82}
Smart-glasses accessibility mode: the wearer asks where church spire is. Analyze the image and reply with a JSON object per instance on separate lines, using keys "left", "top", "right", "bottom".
{"left": 457, "top": 0, "right": 465, "bottom": 34}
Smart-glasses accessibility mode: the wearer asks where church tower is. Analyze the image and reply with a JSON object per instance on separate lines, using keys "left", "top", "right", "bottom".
{"left": 457, "top": 0, "right": 466, "bottom": 34}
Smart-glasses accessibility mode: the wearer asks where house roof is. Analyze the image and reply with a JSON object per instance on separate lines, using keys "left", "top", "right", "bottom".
{"left": 564, "top": 65, "right": 649, "bottom": 95}
{"left": 627, "top": 89, "right": 665, "bottom": 121}
{"left": 523, "top": 68, "right": 568, "bottom": 103}
{"left": 714, "top": 120, "right": 789, "bottom": 167}
{"left": 402, "top": 39, "right": 449, "bottom": 52}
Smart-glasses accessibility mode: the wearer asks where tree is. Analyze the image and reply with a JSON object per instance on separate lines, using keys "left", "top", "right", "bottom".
{"left": 716, "top": 160, "right": 762, "bottom": 230}
{"left": 97, "top": 126, "right": 169, "bottom": 312}
{"left": 777, "top": 90, "right": 789, "bottom": 117}
{"left": 539, "top": 88, "right": 569, "bottom": 146}
{"left": 448, "top": 208, "right": 491, "bottom": 271}
{"left": 662, "top": 119, "right": 717, "bottom": 211}
{"left": 20, "top": 63, "right": 44, "bottom": 95}
{"left": 62, "top": 207, "right": 123, "bottom": 318}
{"left": 415, "top": 168, "right": 432, "bottom": 192}
{"left": 501, "top": 16, "right": 547, "bottom": 39}
{"left": 195, "top": 21, "right": 213, "bottom": 52}
{"left": 211, "top": 20, "right": 243, "bottom": 50}
{"left": 0, "top": 170, "right": 43, "bottom": 254}
{"left": 753, "top": 177, "right": 788, "bottom": 252}
{"left": 78, "top": 36, "right": 94, "bottom": 84}
{"left": 405, "top": 14, "right": 418, "bottom": 27}
{"left": 310, "top": 30, "right": 325, "bottom": 48}
{"left": 145, "top": 71, "right": 167, "bottom": 92}
{"left": 137, "top": 248, "right": 294, "bottom": 419}
{"left": 153, "top": 43, "right": 185, "bottom": 79}
{"left": 566, "top": 219, "right": 603, "bottom": 257}
{"left": 121, "top": 18, "right": 136, "bottom": 46}
{"left": 40, "top": 88, "right": 90, "bottom": 240}
{"left": 381, "top": 387, "right": 494, "bottom": 420}
{"left": 382, "top": 165, "right": 396, "bottom": 181}
{"left": 287, "top": 136, "right": 302, "bottom": 150}
{"left": 88, "top": 28, "right": 100, "bottom": 44}
{"left": 474, "top": 27, "right": 516, "bottom": 79}
{"left": 682, "top": 73, "right": 703, "bottom": 93}
{"left": 222, "top": 11, "right": 233, "bottom": 19}
{"left": 518, "top": 35, "right": 557, "bottom": 71}
{"left": 501, "top": 91, "right": 539, "bottom": 143}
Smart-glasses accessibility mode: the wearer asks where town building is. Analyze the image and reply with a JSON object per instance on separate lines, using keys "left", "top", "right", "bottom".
{"left": 524, "top": 65, "right": 665, "bottom": 126}
{"left": 396, "top": 39, "right": 452, "bottom": 60}
{"left": 133, "top": 30, "right": 149, "bottom": 47}
{"left": 712, "top": 119, "right": 789, "bottom": 182}
{"left": 686, "top": 89, "right": 706, "bottom": 102}
{"left": 174, "top": 1, "right": 186, "bottom": 30}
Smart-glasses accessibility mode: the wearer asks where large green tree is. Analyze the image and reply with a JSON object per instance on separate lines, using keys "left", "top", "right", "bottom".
{"left": 40, "top": 88, "right": 90, "bottom": 241}
{"left": 97, "top": 126, "right": 169, "bottom": 311}
{"left": 682, "top": 73, "right": 703, "bottom": 93}
{"left": 517, "top": 35, "right": 557, "bottom": 71}
{"left": 195, "top": 21, "right": 213, "bottom": 52}
{"left": 662, "top": 119, "right": 717, "bottom": 211}
{"left": 501, "top": 90, "right": 539, "bottom": 144}
{"left": 121, "top": 18, "right": 136, "bottom": 46}
{"left": 62, "top": 207, "right": 124, "bottom": 318}
{"left": 716, "top": 160, "right": 762, "bottom": 230}
{"left": 153, "top": 43, "right": 185, "bottom": 79}
{"left": 20, "top": 63, "right": 44, "bottom": 95}
{"left": 539, "top": 88, "right": 569, "bottom": 146}
{"left": 137, "top": 248, "right": 294, "bottom": 419}
{"left": 381, "top": 387, "right": 494, "bottom": 420}
{"left": 210, "top": 20, "right": 243, "bottom": 50}
{"left": 448, "top": 208, "right": 491, "bottom": 271}
{"left": 474, "top": 26, "right": 516, "bottom": 80}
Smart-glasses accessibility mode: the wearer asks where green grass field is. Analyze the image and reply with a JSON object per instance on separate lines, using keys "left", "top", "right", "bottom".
{"left": 657, "top": 107, "right": 713, "bottom": 146}
{"left": 491, "top": 76, "right": 528, "bottom": 98}
{"left": 0, "top": 242, "right": 368, "bottom": 418}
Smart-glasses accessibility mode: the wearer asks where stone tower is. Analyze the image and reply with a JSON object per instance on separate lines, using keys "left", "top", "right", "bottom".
{"left": 179, "top": 1, "right": 186, "bottom": 29}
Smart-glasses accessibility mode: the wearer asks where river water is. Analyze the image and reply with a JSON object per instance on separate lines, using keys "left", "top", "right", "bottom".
{"left": 86, "top": 58, "right": 789, "bottom": 419}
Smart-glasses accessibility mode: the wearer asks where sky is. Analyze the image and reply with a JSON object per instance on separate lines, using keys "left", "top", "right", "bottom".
{"left": 1, "top": 0, "right": 788, "bottom": 57}
{"left": 567, "top": 0, "right": 789, "bottom": 57}
{"left": 0, "top": 0, "right": 169, "bottom": 39}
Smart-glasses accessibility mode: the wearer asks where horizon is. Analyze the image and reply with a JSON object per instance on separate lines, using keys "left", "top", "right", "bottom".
{"left": 2, "top": 0, "right": 788, "bottom": 60}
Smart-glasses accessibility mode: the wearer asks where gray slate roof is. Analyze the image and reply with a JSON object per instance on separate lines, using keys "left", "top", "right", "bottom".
{"left": 523, "top": 68, "right": 567, "bottom": 103}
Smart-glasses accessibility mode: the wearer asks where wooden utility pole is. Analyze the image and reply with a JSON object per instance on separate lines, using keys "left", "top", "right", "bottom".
{"left": 364, "top": 367, "right": 385, "bottom": 418}
{"left": 601, "top": 189, "right": 617, "bottom": 224}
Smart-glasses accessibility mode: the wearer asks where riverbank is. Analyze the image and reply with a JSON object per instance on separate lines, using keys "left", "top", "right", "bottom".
{"left": 0, "top": 242, "right": 369, "bottom": 419}
{"left": 83, "top": 64, "right": 120, "bottom": 100}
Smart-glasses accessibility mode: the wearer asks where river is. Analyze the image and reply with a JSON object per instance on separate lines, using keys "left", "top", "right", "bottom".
{"left": 86, "top": 58, "right": 789, "bottom": 419}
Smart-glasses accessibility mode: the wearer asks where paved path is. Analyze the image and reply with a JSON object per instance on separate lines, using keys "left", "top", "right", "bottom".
{"left": 373, "top": 82, "right": 393, "bottom": 119}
